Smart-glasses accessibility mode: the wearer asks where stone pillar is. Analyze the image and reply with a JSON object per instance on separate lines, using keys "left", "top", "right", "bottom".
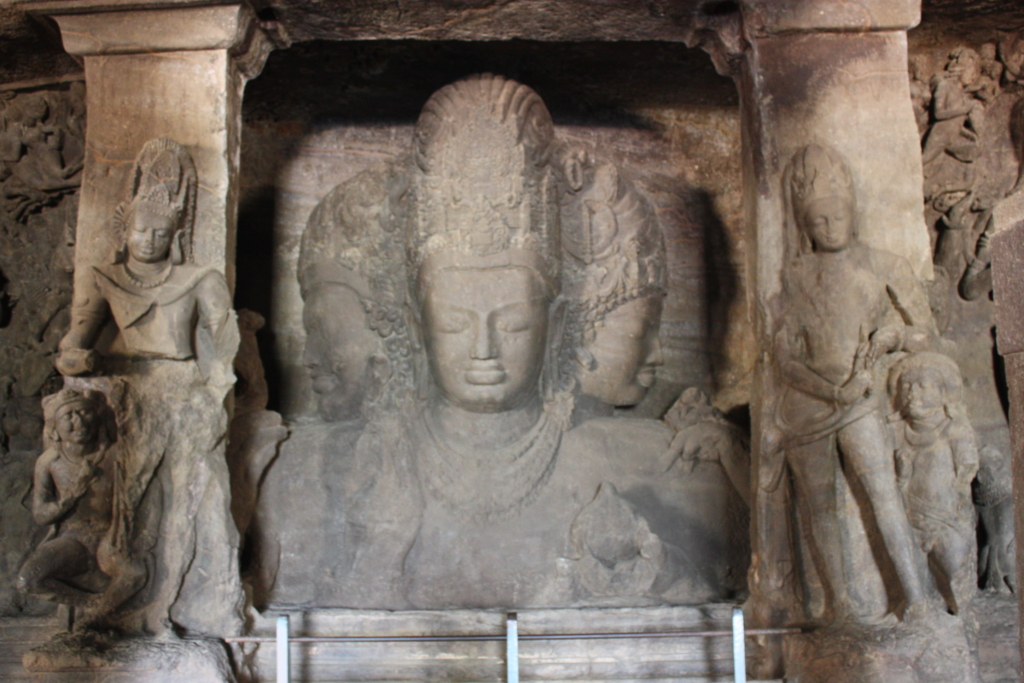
{"left": 16, "top": 0, "right": 279, "bottom": 647}
{"left": 692, "top": 0, "right": 933, "bottom": 678}
{"left": 991, "top": 217, "right": 1024, "bottom": 668}
{"left": 19, "top": 0, "right": 277, "bottom": 289}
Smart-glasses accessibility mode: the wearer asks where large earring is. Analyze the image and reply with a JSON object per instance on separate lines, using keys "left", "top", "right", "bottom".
{"left": 404, "top": 304, "right": 430, "bottom": 401}
{"left": 171, "top": 230, "right": 184, "bottom": 265}
{"left": 542, "top": 295, "right": 568, "bottom": 403}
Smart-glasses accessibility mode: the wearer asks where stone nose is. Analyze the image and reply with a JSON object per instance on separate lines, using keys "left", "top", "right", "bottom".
{"left": 646, "top": 336, "right": 663, "bottom": 367}
{"left": 471, "top": 319, "right": 497, "bottom": 360}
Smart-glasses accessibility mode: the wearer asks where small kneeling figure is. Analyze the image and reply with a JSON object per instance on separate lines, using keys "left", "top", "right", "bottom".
{"left": 889, "top": 352, "right": 979, "bottom": 614}
{"left": 17, "top": 389, "right": 137, "bottom": 626}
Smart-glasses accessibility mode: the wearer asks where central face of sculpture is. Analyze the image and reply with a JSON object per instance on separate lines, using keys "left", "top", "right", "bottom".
{"left": 127, "top": 208, "right": 177, "bottom": 264}
{"left": 578, "top": 295, "right": 664, "bottom": 406}
{"left": 55, "top": 402, "right": 99, "bottom": 445}
{"left": 303, "top": 284, "right": 380, "bottom": 422}
{"left": 421, "top": 259, "right": 549, "bottom": 413}
{"left": 801, "top": 195, "right": 854, "bottom": 253}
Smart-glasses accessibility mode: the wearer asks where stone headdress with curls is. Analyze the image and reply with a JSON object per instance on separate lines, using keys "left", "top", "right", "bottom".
{"left": 784, "top": 143, "right": 856, "bottom": 258}
{"left": 888, "top": 351, "right": 965, "bottom": 418}
{"left": 299, "top": 164, "right": 416, "bottom": 407}
{"left": 408, "top": 74, "right": 560, "bottom": 295}
{"left": 113, "top": 139, "right": 197, "bottom": 265}
{"left": 42, "top": 388, "right": 116, "bottom": 450}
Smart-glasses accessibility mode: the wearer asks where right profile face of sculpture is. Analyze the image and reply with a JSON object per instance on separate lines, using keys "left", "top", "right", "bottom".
{"left": 409, "top": 75, "right": 560, "bottom": 416}
{"left": 298, "top": 165, "right": 413, "bottom": 423}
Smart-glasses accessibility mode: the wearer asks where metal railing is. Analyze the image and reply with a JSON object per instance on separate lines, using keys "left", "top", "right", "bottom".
{"left": 226, "top": 607, "right": 800, "bottom": 683}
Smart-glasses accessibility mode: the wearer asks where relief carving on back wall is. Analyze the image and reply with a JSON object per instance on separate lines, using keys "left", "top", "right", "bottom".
{"left": 251, "top": 74, "right": 751, "bottom": 610}
{"left": 0, "top": 84, "right": 84, "bottom": 616}
{"left": 911, "top": 31, "right": 1024, "bottom": 601}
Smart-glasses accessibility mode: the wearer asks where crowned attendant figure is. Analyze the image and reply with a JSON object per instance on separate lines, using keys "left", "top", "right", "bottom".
{"left": 771, "top": 144, "right": 940, "bottom": 625}
{"left": 53, "top": 139, "right": 242, "bottom": 637}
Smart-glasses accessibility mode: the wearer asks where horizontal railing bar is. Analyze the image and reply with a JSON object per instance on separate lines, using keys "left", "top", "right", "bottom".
{"left": 223, "top": 627, "right": 801, "bottom": 644}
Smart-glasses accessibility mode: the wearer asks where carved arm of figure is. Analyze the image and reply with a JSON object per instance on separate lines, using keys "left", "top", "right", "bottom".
{"left": 31, "top": 448, "right": 93, "bottom": 527}
{"left": 873, "top": 257, "right": 939, "bottom": 361}
{"left": 931, "top": 75, "right": 975, "bottom": 121}
{"left": 56, "top": 274, "right": 108, "bottom": 376}
{"left": 949, "top": 419, "right": 980, "bottom": 491}
{"left": 195, "top": 270, "right": 240, "bottom": 389}
{"left": 776, "top": 327, "right": 872, "bottom": 405}
{"left": 960, "top": 229, "right": 993, "bottom": 301}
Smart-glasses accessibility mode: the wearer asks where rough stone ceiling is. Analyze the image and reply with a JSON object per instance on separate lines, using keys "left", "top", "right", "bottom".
{"left": 256, "top": 0, "right": 703, "bottom": 42}
{"left": 3, "top": 1, "right": 1024, "bottom": 86}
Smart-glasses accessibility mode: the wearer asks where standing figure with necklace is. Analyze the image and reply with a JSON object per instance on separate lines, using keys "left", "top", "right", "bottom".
{"left": 56, "top": 138, "right": 236, "bottom": 385}
{"left": 888, "top": 352, "right": 978, "bottom": 615}
{"left": 771, "top": 144, "right": 940, "bottom": 625}
{"left": 51, "top": 139, "right": 242, "bottom": 637}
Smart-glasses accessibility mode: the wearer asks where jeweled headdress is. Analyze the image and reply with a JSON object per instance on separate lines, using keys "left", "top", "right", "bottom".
{"left": 788, "top": 143, "right": 854, "bottom": 208}
{"left": 409, "top": 74, "right": 560, "bottom": 293}
{"left": 785, "top": 143, "right": 856, "bottom": 258}
{"left": 300, "top": 165, "right": 409, "bottom": 323}
{"left": 113, "top": 138, "right": 197, "bottom": 265}
{"left": 561, "top": 155, "right": 666, "bottom": 329}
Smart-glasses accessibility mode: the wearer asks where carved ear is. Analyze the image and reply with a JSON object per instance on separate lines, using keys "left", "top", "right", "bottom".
{"left": 171, "top": 229, "right": 185, "bottom": 265}
{"left": 403, "top": 303, "right": 430, "bottom": 400}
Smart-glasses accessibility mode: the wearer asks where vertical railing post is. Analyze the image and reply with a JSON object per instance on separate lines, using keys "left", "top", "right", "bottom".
{"left": 506, "top": 612, "right": 519, "bottom": 683}
{"left": 731, "top": 607, "right": 746, "bottom": 683}
{"left": 277, "top": 614, "right": 290, "bottom": 683}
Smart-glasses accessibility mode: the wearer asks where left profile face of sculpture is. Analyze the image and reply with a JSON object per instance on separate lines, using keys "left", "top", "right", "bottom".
{"left": 302, "top": 283, "right": 382, "bottom": 421}
{"left": 298, "top": 165, "right": 414, "bottom": 423}
{"left": 560, "top": 152, "right": 667, "bottom": 407}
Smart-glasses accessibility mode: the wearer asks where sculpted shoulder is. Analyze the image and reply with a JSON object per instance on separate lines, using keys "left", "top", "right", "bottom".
{"left": 562, "top": 416, "right": 674, "bottom": 478}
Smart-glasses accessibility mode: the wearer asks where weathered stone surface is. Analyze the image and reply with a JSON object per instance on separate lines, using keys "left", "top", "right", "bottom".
{"left": 0, "top": 83, "right": 84, "bottom": 619}
{"left": 249, "top": 74, "right": 749, "bottom": 613}
{"left": 23, "top": 630, "right": 234, "bottom": 683}
{"left": 240, "top": 40, "right": 748, "bottom": 419}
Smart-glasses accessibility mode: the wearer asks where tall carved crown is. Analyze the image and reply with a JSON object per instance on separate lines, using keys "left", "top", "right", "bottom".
{"left": 114, "top": 138, "right": 197, "bottom": 265}
{"left": 409, "top": 74, "right": 560, "bottom": 291}
{"left": 561, "top": 156, "right": 666, "bottom": 327}
{"left": 788, "top": 143, "right": 854, "bottom": 208}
